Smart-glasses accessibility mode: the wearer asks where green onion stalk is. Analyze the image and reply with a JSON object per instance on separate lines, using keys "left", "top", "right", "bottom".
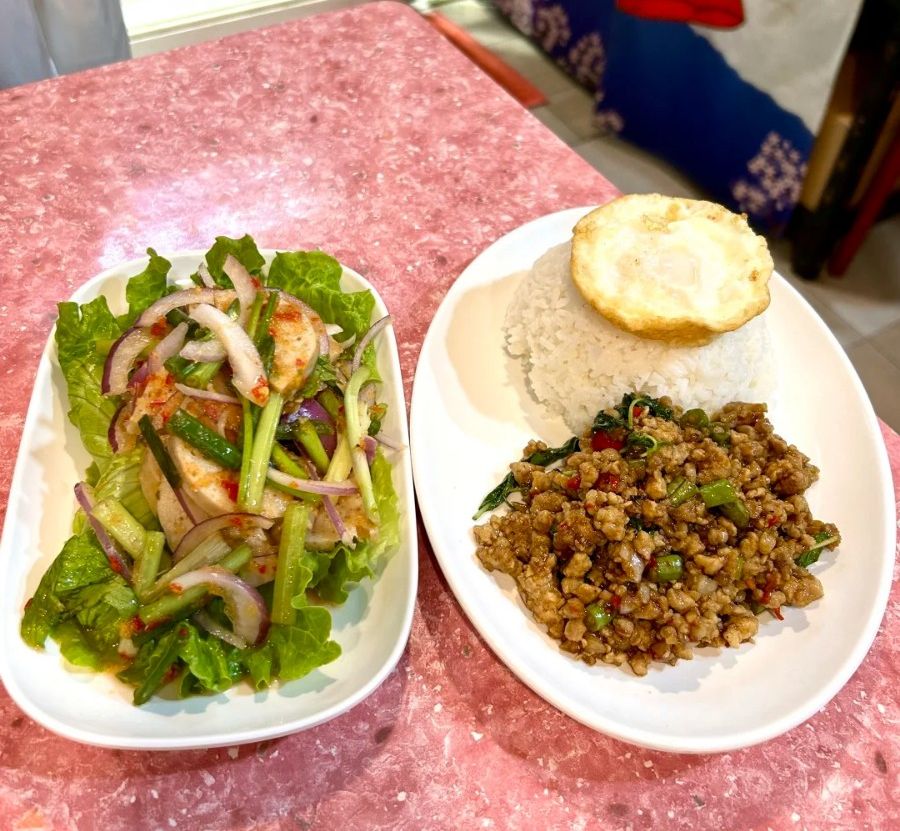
{"left": 344, "top": 366, "right": 378, "bottom": 521}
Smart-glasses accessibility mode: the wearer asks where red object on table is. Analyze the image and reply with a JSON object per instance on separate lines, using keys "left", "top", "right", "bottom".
{"left": 616, "top": 0, "right": 745, "bottom": 28}
{"left": 828, "top": 134, "right": 900, "bottom": 276}
{"left": 425, "top": 12, "right": 547, "bottom": 109}
{"left": 0, "top": 4, "right": 896, "bottom": 830}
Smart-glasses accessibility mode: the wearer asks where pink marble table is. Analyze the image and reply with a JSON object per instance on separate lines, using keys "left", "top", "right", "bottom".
{"left": 0, "top": 3, "right": 897, "bottom": 829}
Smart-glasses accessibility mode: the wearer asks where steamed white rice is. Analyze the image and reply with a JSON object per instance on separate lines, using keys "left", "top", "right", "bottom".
{"left": 505, "top": 242, "right": 775, "bottom": 431}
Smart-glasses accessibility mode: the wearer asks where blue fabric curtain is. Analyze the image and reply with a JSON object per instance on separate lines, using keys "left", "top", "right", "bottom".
{"left": 493, "top": 0, "right": 860, "bottom": 233}
{"left": 1, "top": 0, "right": 130, "bottom": 89}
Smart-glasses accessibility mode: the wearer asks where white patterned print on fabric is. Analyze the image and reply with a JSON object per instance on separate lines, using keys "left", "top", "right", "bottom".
{"left": 731, "top": 131, "right": 808, "bottom": 216}
{"left": 534, "top": 4, "right": 571, "bottom": 52}
{"left": 494, "top": 0, "right": 534, "bottom": 36}
{"left": 567, "top": 32, "right": 606, "bottom": 88}
{"left": 593, "top": 90, "right": 624, "bottom": 134}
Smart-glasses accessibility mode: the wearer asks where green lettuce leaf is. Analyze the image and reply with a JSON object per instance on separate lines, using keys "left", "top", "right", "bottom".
{"left": 21, "top": 531, "right": 135, "bottom": 655}
{"left": 124, "top": 248, "right": 171, "bottom": 322}
{"left": 92, "top": 447, "right": 157, "bottom": 529}
{"left": 67, "top": 580, "right": 138, "bottom": 663}
{"left": 242, "top": 609, "right": 341, "bottom": 690}
{"left": 311, "top": 543, "right": 374, "bottom": 605}
{"left": 55, "top": 297, "right": 123, "bottom": 466}
{"left": 205, "top": 235, "right": 265, "bottom": 287}
{"left": 267, "top": 251, "right": 374, "bottom": 342}
{"left": 297, "top": 354, "right": 339, "bottom": 400}
{"left": 369, "top": 449, "right": 400, "bottom": 558}
{"left": 177, "top": 624, "right": 244, "bottom": 694}
{"left": 53, "top": 619, "right": 105, "bottom": 669}
{"left": 310, "top": 450, "right": 400, "bottom": 603}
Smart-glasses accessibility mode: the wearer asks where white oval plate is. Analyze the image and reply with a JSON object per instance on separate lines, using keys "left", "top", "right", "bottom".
{"left": 410, "top": 207, "right": 895, "bottom": 754}
{"left": 0, "top": 251, "right": 417, "bottom": 750}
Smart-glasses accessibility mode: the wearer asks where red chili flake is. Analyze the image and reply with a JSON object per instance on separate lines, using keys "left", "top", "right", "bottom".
{"left": 163, "top": 665, "right": 180, "bottom": 684}
{"left": 109, "top": 557, "right": 123, "bottom": 575}
{"left": 229, "top": 515, "right": 244, "bottom": 527}
{"left": 565, "top": 475, "right": 581, "bottom": 491}
{"left": 178, "top": 626, "right": 189, "bottom": 638}
{"left": 633, "top": 406, "right": 645, "bottom": 418}
{"left": 274, "top": 306, "right": 301, "bottom": 322}
{"left": 251, "top": 377, "right": 269, "bottom": 404}
{"left": 591, "top": 431, "right": 625, "bottom": 452}
{"left": 130, "top": 615, "right": 145, "bottom": 634}
{"left": 597, "top": 472, "right": 620, "bottom": 491}
{"left": 771, "top": 607, "right": 784, "bottom": 621}
{"left": 169, "top": 583, "right": 184, "bottom": 596}
{"left": 150, "top": 319, "right": 168, "bottom": 337}
{"left": 251, "top": 277, "right": 262, "bottom": 290}
{"left": 258, "top": 564, "right": 267, "bottom": 574}
{"left": 221, "top": 477, "right": 239, "bottom": 502}
{"left": 760, "top": 572, "right": 778, "bottom": 604}
{"left": 164, "top": 372, "right": 174, "bottom": 386}
{"left": 610, "top": 595, "right": 622, "bottom": 611}
{"left": 767, "top": 515, "right": 779, "bottom": 528}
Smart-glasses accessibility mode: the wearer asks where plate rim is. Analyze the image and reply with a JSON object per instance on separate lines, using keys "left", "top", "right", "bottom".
{"left": 410, "top": 206, "right": 896, "bottom": 754}
{"left": 0, "top": 249, "right": 418, "bottom": 750}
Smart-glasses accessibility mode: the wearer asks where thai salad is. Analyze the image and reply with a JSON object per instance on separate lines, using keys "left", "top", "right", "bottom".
{"left": 21, "top": 236, "right": 400, "bottom": 705}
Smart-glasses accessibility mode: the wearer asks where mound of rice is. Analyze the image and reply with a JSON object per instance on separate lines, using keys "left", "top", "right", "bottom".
{"left": 505, "top": 242, "right": 775, "bottom": 431}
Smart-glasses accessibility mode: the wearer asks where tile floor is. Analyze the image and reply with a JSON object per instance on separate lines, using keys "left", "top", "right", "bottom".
{"left": 428, "top": 0, "right": 900, "bottom": 431}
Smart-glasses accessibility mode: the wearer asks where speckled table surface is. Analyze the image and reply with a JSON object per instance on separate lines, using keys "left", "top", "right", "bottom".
{"left": 0, "top": 3, "right": 897, "bottom": 830}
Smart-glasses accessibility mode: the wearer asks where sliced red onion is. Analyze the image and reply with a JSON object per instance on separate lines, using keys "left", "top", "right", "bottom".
{"left": 320, "top": 431, "right": 337, "bottom": 457}
{"left": 171, "top": 567, "right": 269, "bottom": 646}
{"left": 223, "top": 255, "right": 257, "bottom": 328}
{"left": 102, "top": 327, "right": 155, "bottom": 395}
{"left": 174, "top": 383, "right": 239, "bottom": 405}
{"left": 197, "top": 262, "right": 215, "bottom": 288}
{"left": 282, "top": 399, "right": 337, "bottom": 455}
{"left": 136, "top": 287, "right": 233, "bottom": 328}
{"left": 351, "top": 315, "right": 391, "bottom": 373}
{"left": 108, "top": 401, "right": 129, "bottom": 453}
{"left": 283, "top": 398, "right": 333, "bottom": 427}
{"left": 266, "top": 467, "right": 357, "bottom": 496}
{"left": 192, "top": 610, "right": 248, "bottom": 649}
{"left": 174, "top": 513, "right": 274, "bottom": 562}
{"left": 305, "top": 463, "right": 353, "bottom": 546}
{"left": 173, "top": 486, "right": 201, "bottom": 526}
{"left": 148, "top": 321, "right": 189, "bottom": 372}
{"left": 74, "top": 483, "right": 132, "bottom": 579}
{"left": 189, "top": 303, "right": 269, "bottom": 405}
{"left": 321, "top": 494, "right": 353, "bottom": 546}
{"left": 375, "top": 433, "right": 405, "bottom": 451}
{"left": 362, "top": 435, "right": 377, "bottom": 465}
{"left": 179, "top": 339, "right": 225, "bottom": 363}
{"left": 128, "top": 361, "right": 151, "bottom": 391}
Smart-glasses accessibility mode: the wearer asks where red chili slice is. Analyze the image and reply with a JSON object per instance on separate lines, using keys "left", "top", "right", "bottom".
{"left": 591, "top": 431, "right": 625, "bottom": 451}
{"left": 597, "top": 472, "right": 620, "bottom": 490}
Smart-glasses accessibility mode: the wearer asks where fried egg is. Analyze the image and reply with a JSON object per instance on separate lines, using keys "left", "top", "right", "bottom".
{"left": 570, "top": 195, "right": 772, "bottom": 345}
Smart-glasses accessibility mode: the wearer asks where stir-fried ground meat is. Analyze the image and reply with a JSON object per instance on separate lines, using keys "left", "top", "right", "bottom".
{"left": 473, "top": 396, "right": 840, "bottom": 676}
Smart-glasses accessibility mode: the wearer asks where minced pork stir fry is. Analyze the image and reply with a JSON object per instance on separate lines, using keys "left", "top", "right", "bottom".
{"left": 473, "top": 393, "right": 840, "bottom": 676}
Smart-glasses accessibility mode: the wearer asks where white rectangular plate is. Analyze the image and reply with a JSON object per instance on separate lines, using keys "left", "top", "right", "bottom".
{"left": 0, "top": 250, "right": 417, "bottom": 750}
